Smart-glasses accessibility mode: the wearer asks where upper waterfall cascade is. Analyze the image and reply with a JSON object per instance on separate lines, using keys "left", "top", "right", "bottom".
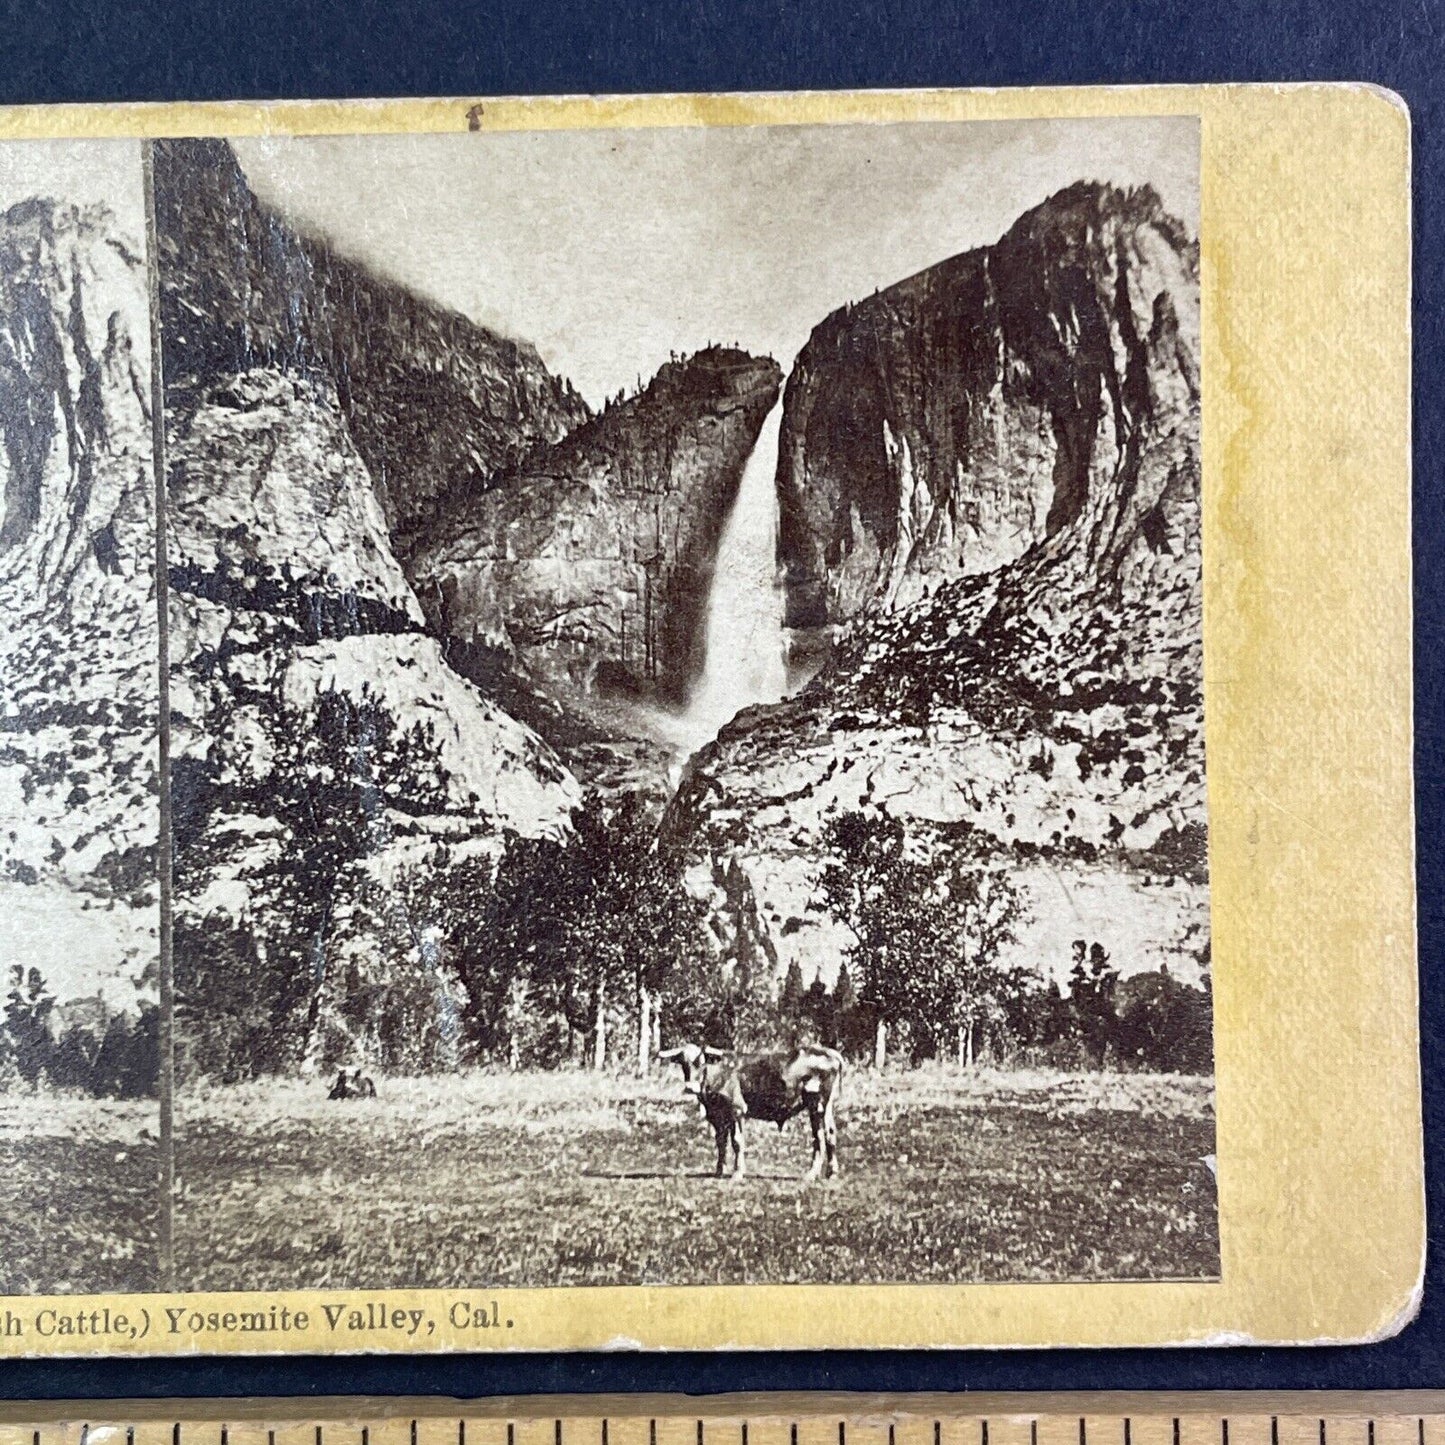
{"left": 682, "top": 397, "right": 789, "bottom": 748}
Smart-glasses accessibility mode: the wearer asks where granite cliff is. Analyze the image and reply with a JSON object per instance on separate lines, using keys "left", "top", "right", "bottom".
{"left": 777, "top": 181, "right": 1198, "bottom": 629}
{"left": 670, "top": 183, "right": 1206, "bottom": 991}
{"left": 153, "top": 143, "right": 583, "bottom": 1069}
{"left": 152, "top": 139, "right": 590, "bottom": 547}
{"left": 0, "top": 196, "right": 159, "bottom": 1009}
{"left": 411, "top": 347, "right": 783, "bottom": 706}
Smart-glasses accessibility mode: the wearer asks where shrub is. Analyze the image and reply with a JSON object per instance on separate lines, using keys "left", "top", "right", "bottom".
{"left": 1114, "top": 967, "right": 1214, "bottom": 1073}
{"left": 0, "top": 966, "right": 157, "bottom": 1098}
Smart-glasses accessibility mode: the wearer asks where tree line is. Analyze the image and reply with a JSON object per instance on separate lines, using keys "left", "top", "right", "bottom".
{"left": 171, "top": 686, "right": 1211, "bottom": 1081}
{"left": 178, "top": 803, "right": 1209, "bottom": 1081}
{"left": 0, "top": 966, "right": 157, "bottom": 1098}
{"left": 445, "top": 797, "right": 1212, "bottom": 1076}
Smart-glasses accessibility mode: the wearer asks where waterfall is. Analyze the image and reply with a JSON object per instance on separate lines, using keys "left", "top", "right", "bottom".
{"left": 682, "top": 398, "right": 788, "bottom": 749}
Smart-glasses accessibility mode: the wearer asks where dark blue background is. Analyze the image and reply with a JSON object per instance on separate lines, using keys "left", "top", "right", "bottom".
{"left": 0, "top": 0, "right": 1440, "bottom": 1402}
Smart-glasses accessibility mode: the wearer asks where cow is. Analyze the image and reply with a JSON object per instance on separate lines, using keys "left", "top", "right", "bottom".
{"left": 657, "top": 1042, "right": 842, "bottom": 1180}
{"left": 327, "top": 1067, "right": 377, "bottom": 1100}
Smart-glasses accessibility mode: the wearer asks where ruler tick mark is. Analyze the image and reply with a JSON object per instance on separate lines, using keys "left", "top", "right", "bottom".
{"left": 27, "top": 1401, "right": 1433, "bottom": 1445}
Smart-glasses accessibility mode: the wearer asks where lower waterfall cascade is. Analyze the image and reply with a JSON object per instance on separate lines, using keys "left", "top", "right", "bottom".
{"left": 681, "top": 396, "right": 790, "bottom": 750}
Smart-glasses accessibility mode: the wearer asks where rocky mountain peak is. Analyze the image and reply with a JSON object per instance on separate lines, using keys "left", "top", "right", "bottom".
{"left": 0, "top": 196, "right": 152, "bottom": 593}
{"left": 152, "top": 143, "right": 591, "bottom": 1065}
{"left": 152, "top": 139, "right": 591, "bottom": 550}
{"left": 777, "top": 179, "right": 1198, "bottom": 630}
{"left": 669, "top": 181, "right": 1204, "bottom": 996}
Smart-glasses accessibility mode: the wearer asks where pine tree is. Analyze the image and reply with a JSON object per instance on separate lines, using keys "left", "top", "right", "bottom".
{"left": 802, "top": 976, "right": 831, "bottom": 1044}
{"left": 780, "top": 958, "right": 806, "bottom": 1021}
{"left": 1067, "top": 939, "right": 1120, "bottom": 1065}
{"left": 4, "top": 966, "right": 54, "bottom": 1085}
{"left": 831, "top": 962, "right": 859, "bottom": 1053}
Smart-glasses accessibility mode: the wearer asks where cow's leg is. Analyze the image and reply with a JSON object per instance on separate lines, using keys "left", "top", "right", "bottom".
{"left": 714, "top": 1119, "right": 729, "bottom": 1178}
{"left": 823, "top": 1094, "right": 840, "bottom": 1179}
{"left": 731, "top": 1117, "right": 745, "bottom": 1179}
{"left": 805, "top": 1094, "right": 825, "bottom": 1180}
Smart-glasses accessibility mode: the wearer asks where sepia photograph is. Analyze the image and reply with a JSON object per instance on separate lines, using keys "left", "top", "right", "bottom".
{"left": 0, "top": 75, "right": 1421, "bottom": 1355}
{"left": 152, "top": 114, "right": 1215, "bottom": 1291}
{"left": 0, "top": 138, "right": 161, "bottom": 1294}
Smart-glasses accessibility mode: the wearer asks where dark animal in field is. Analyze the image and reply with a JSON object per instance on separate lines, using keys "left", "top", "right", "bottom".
{"left": 328, "top": 1068, "right": 377, "bottom": 1100}
{"left": 657, "top": 1042, "right": 842, "bottom": 1180}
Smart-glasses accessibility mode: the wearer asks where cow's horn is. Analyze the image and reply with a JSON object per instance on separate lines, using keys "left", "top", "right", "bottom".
{"left": 657, "top": 1047, "right": 685, "bottom": 1061}
{"left": 703, "top": 1046, "right": 730, "bottom": 1060}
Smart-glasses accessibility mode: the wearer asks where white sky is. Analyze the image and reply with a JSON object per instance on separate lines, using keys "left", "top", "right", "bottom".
{"left": 0, "top": 137, "right": 146, "bottom": 245}
{"left": 235, "top": 116, "right": 1198, "bottom": 409}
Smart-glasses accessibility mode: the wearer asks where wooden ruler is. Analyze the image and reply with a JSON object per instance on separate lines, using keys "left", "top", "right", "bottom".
{"left": 0, "top": 1396, "right": 1442, "bottom": 1445}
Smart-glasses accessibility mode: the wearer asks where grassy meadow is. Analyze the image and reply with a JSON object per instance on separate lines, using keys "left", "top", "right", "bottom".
{"left": 0, "top": 1095, "right": 158, "bottom": 1293}
{"left": 173, "top": 1066, "right": 1218, "bottom": 1288}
